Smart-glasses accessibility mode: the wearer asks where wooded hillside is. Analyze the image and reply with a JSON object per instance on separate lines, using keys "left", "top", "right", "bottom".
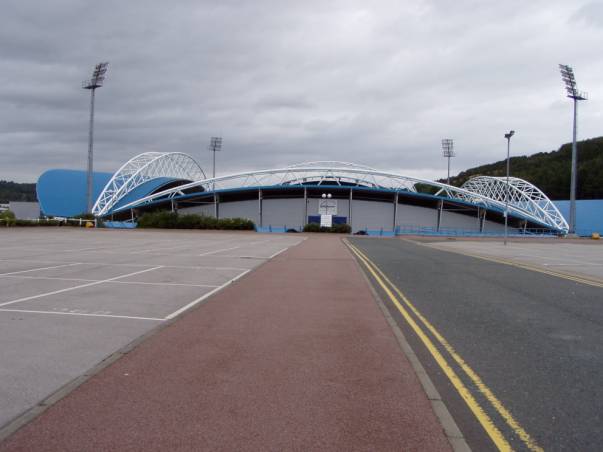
{"left": 444, "top": 136, "right": 603, "bottom": 200}
{"left": 0, "top": 181, "right": 37, "bottom": 203}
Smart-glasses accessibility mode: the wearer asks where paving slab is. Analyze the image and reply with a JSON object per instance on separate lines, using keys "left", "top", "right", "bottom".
{"left": 0, "top": 235, "right": 451, "bottom": 451}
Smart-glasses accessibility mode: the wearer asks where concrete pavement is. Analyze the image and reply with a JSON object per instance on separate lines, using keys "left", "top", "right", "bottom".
{"left": 1, "top": 235, "right": 452, "bottom": 451}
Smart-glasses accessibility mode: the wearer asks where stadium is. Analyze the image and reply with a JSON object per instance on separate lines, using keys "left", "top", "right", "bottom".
{"left": 37, "top": 151, "right": 569, "bottom": 235}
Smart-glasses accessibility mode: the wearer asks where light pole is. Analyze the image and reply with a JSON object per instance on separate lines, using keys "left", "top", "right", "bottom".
{"left": 208, "top": 136, "right": 222, "bottom": 191}
{"left": 82, "top": 62, "right": 109, "bottom": 214}
{"left": 504, "top": 130, "right": 515, "bottom": 245}
{"left": 559, "top": 64, "right": 587, "bottom": 235}
{"left": 441, "top": 139, "right": 455, "bottom": 185}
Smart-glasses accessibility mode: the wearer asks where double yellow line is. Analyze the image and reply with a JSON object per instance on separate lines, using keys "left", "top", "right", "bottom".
{"left": 345, "top": 240, "right": 543, "bottom": 452}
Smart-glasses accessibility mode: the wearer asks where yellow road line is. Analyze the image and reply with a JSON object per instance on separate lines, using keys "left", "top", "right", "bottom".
{"left": 346, "top": 241, "right": 544, "bottom": 452}
{"left": 419, "top": 242, "right": 603, "bottom": 289}
{"left": 344, "top": 242, "right": 512, "bottom": 451}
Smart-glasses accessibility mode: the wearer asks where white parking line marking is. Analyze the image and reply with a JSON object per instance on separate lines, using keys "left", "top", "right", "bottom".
{"left": 0, "top": 258, "right": 249, "bottom": 272}
{"left": 198, "top": 246, "right": 242, "bottom": 257}
{"left": 164, "top": 269, "right": 252, "bottom": 320}
{"left": 0, "top": 263, "right": 81, "bottom": 276}
{"left": 0, "top": 274, "right": 220, "bottom": 288}
{"left": 269, "top": 247, "right": 290, "bottom": 259}
{"left": 0, "top": 309, "right": 164, "bottom": 321}
{"left": 0, "top": 266, "right": 164, "bottom": 308}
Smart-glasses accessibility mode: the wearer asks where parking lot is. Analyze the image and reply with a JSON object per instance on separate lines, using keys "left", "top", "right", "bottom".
{"left": 0, "top": 228, "right": 304, "bottom": 428}
{"left": 423, "top": 238, "right": 603, "bottom": 282}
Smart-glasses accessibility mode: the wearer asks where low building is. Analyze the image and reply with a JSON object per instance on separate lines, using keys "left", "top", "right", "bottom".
{"left": 8, "top": 202, "right": 40, "bottom": 220}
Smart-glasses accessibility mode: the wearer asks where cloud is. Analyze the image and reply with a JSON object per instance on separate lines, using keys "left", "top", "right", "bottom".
{"left": 0, "top": 0, "right": 601, "bottom": 183}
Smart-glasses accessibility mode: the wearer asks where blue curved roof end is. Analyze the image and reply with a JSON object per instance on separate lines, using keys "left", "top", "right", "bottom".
{"left": 111, "top": 177, "right": 183, "bottom": 212}
{"left": 37, "top": 169, "right": 112, "bottom": 217}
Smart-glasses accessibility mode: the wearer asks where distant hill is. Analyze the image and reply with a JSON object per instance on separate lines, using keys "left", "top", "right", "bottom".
{"left": 0, "top": 181, "right": 37, "bottom": 203}
{"left": 444, "top": 136, "right": 603, "bottom": 200}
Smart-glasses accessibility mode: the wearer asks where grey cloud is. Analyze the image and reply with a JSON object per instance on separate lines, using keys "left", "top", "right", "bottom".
{"left": 0, "top": 0, "right": 601, "bottom": 183}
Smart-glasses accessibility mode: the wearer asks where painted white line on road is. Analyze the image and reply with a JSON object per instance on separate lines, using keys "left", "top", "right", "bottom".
{"left": 198, "top": 246, "right": 241, "bottom": 256}
{"left": 269, "top": 247, "right": 290, "bottom": 259}
{"left": 0, "top": 258, "right": 250, "bottom": 272}
{"left": 0, "top": 266, "right": 164, "bottom": 308}
{"left": 0, "top": 274, "right": 220, "bottom": 288}
{"left": 164, "top": 269, "right": 252, "bottom": 320}
{"left": 0, "top": 263, "right": 81, "bottom": 276}
{"left": 0, "top": 308, "right": 164, "bottom": 321}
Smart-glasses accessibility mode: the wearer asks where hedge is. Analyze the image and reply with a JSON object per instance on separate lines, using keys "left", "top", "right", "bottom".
{"left": 0, "top": 210, "right": 100, "bottom": 228}
{"left": 137, "top": 211, "right": 255, "bottom": 230}
{"left": 302, "top": 223, "right": 351, "bottom": 233}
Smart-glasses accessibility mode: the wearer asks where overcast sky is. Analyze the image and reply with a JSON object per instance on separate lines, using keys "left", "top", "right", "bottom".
{"left": 1, "top": 0, "right": 602, "bottom": 183}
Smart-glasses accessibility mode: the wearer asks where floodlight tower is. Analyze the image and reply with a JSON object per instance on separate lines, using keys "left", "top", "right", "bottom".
{"left": 208, "top": 136, "right": 223, "bottom": 190}
{"left": 441, "top": 139, "right": 455, "bottom": 185}
{"left": 82, "top": 62, "right": 109, "bottom": 213}
{"left": 559, "top": 64, "right": 587, "bottom": 235}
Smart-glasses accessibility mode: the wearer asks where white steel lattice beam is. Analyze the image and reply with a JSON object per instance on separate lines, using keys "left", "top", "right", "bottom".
{"left": 109, "top": 162, "right": 567, "bottom": 233}
{"left": 92, "top": 152, "right": 205, "bottom": 217}
{"left": 460, "top": 176, "right": 568, "bottom": 233}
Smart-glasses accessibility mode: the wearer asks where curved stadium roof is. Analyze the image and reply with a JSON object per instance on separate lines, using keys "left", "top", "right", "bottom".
{"left": 38, "top": 152, "right": 568, "bottom": 233}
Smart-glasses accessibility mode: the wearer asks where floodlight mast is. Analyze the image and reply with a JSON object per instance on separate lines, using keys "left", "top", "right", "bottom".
{"left": 559, "top": 64, "right": 587, "bottom": 235}
{"left": 441, "top": 139, "right": 455, "bottom": 185}
{"left": 208, "top": 136, "right": 222, "bottom": 191}
{"left": 82, "top": 62, "right": 109, "bottom": 214}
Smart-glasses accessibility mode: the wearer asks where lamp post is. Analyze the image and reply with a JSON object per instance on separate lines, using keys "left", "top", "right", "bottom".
{"left": 504, "top": 130, "right": 515, "bottom": 246}
{"left": 559, "top": 64, "right": 587, "bottom": 235}
{"left": 82, "top": 62, "right": 109, "bottom": 213}
{"left": 441, "top": 139, "right": 455, "bottom": 185}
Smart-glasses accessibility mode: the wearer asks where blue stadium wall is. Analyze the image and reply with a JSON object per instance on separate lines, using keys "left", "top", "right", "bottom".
{"left": 553, "top": 200, "right": 603, "bottom": 236}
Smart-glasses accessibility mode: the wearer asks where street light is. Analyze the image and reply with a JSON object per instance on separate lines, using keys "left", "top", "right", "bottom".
{"left": 559, "top": 64, "right": 587, "bottom": 235}
{"left": 441, "top": 139, "right": 455, "bottom": 185}
{"left": 82, "top": 62, "right": 109, "bottom": 213}
{"left": 504, "top": 130, "right": 515, "bottom": 246}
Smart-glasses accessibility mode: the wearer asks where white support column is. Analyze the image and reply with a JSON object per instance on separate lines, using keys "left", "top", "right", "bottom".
{"left": 258, "top": 189, "right": 263, "bottom": 227}
{"left": 436, "top": 200, "right": 444, "bottom": 232}
{"left": 303, "top": 187, "right": 308, "bottom": 225}
{"left": 349, "top": 188, "right": 353, "bottom": 227}
{"left": 393, "top": 192, "right": 398, "bottom": 232}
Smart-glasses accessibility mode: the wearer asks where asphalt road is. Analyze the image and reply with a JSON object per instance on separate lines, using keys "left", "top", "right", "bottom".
{"left": 349, "top": 237, "right": 603, "bottom": 452}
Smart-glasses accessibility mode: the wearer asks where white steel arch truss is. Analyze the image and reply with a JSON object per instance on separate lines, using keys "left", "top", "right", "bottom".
{"left": 109, "top": 161, "right": 568, "bottom": 233}
{"left": 92, "top": 152, "right": 205, "bottom": 217}
{"left": 459, "top": 176, "right": 568, "bottom": 233}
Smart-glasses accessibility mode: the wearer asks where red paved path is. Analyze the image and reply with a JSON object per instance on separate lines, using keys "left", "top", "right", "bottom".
{"left": 1, "top": 236, "right": 450, "bottom": 451}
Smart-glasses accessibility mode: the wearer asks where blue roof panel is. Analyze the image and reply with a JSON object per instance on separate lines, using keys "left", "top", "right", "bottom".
{"left": 111, "top": 177, "right": 183, "bottom": 212}
{"left": 37, "top": 169, "right": 112, "bottom": 217}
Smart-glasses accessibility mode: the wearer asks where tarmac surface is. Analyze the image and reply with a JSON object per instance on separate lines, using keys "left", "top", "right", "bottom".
{"left": 0, "top": 232, "right": 451, "bottom": 451}
{"left": 0, "top": 228, "right": 303, "bottom": 432}
{"left": 424, "top": 238, "right": 603, "bottom": 282}
{"left": 350, "top": 237, "right": 603, "bottom": 451}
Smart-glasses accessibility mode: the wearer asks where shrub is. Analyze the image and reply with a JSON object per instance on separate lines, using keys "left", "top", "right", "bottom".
{"left": 136, "top": 211, "right": 255, "bottom": 231}
{"left": 0, "top": 210, "right": 16, "bottom": 226}
{"left": 303, "top": 223, "right": 321, "bottom": 233}
{"left": 177, "top": 214, "right": 202, "bottom": 229}
{"left": 302, "top": 223, "right": 351, "bottom": 233}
